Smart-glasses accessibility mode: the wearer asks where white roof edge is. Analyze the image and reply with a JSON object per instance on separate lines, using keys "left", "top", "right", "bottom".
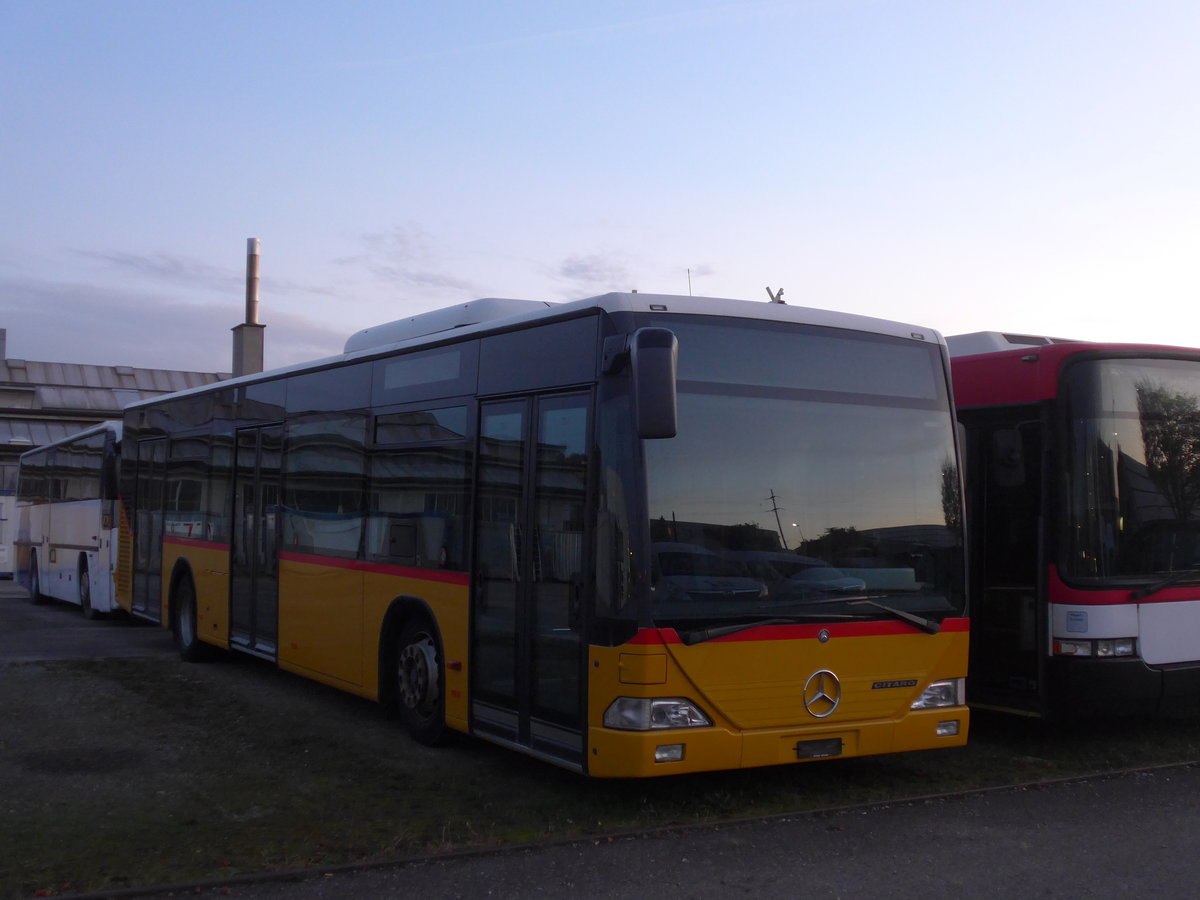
{"left": 946, "top": 330, "right": 1079, "bottom": 357}
{"left": 18, "top": 420, "right": 122, "bottom": 458}
{"left": 127, "top": 293, "right": 946, "bottom": 411}
{"left": 343, "top": 297, "right": 553, "bottom": 352}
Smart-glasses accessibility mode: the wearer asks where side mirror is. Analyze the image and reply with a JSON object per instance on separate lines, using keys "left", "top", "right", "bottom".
{"left": 630, "top": 327, "right": 678, "bottom": 439}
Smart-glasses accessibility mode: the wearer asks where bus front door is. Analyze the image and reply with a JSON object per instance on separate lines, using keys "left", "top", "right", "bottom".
{"left": 230, "top": 424, "right": 283, "bottom": 658}
{"left": 132, "top": 438, "right": 166, "bottom": 620}
{"left": 472, "top": 394, "right": 590, "bottom": 767}
{"left": 966, "top": 418, "right": 1045, "bottom": 714}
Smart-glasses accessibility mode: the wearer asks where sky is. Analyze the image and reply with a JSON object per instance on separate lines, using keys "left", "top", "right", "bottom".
{"left": 2, "top": 0, "right": 1199, "bottom": 373}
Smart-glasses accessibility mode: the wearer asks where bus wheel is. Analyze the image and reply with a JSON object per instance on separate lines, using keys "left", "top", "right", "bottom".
{"left": 27, "top": 553, "right": 45, "bottom": 605}
{"left": 173, "top": 577, "right": 210, "bottom": 662}
{"left": 395, "top": 620, "right": 446, "bottom": 746}
{"left": 79, "top": 559, "right": 100, "bottom": 620}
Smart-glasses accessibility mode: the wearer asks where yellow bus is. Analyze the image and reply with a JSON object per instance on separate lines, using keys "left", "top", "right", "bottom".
{"left": 119, "top": 292, "right": 968, "bottom": 776}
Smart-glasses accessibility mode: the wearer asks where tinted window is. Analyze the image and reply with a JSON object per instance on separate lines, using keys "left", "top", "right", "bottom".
{"left": 653, "top": 316, "right": 946, "bottom": 403}
{"left": 371, "top": 343, "right": 479, "bottom": 407}
{"left": 479, "top": 317, "right": 598, "bottom": 395}
{"left": 166, "top": 433, "right": 210, "bottom": 540}
{"left": 284, "top": 413, "right": 368, "bottom": 559}
{"left": 367, "top": 406, "right": 470, "bottom": 571}
{"left": 17, "top": 455, "right": 48, "bottom": 504}
{"left": 1063, "top": 357, "right": 1200, "bottom": 580}
{"left": 239, "top": 379, "right": 287, "bottom": 421}
{"left": 207, "top": 431, "right": 235, "bottom": 544}
{"left": 375, "top": 407, "right": 468, "bottom": 445}
{"left": 641, "top": 318, "right": 964, "bottom": 627}
{"left": 288, "top": 363, "right": 372, "bottom": 414}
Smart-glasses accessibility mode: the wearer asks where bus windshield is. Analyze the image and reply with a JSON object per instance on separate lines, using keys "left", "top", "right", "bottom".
{"left": 1063, "top": 357, "right": 1200, "bottom": 583}
{"left": 642, "top": 317, "right": 965, "bottom": 628}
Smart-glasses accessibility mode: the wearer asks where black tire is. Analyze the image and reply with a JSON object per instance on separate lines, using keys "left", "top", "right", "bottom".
{"left": 173, "top": 576, "right": 211, "bottom": 662}
{"left": 394, "top": 619, "right": 447, "bottom": 746}
{"left": 27, "top": 553, "right": 45, "bottom": 605}
{"left": 79, "top": 558, "right": 100, "bottom": 620}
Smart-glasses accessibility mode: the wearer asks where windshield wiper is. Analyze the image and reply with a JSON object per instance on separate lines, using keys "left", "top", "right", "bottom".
{"left": 766, "top": 593, "right": 942, "bottom": 633}
{"left": 676, "top": 617, "right": 850, "bottom": 646}
{"left": 846, "top": 599, "right": 941, "bottom": 635}
{"left": 1131, "top": 568, "right": 1200, "bottom": 601}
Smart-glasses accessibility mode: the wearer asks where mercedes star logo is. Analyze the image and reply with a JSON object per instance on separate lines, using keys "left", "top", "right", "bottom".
{"left": 803, "top": 669, "right": 841, "bottom": 719}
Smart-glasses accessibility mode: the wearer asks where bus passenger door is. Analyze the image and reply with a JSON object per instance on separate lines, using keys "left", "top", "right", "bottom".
{"left": 132, "top": 438, "right": 166, "bottom": 620}
{"left": 472, "top": 393, "right": 590, "bottom": 767}
{"left": 230, "top": 424, "right": 283, "bottom": 658}
{"left": 965, "top": 417, "right": 1045, "bottom": 713}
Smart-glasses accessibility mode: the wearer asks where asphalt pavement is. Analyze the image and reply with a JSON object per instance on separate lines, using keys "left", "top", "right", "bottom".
{"left": 126, "top": 765, "right": 1200, "bottom": 900}
{"left": 0, "top": 579, "right": 174, "bottom": 662}
{"left": 4, "top": 579, "right": 1198, "bottom": 900}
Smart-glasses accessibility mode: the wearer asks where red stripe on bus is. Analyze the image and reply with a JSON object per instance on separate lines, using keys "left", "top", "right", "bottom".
{"left": 1047, "top": 566, "right": 1200, "bottom": 605}
{"left": 629, "top": 617, "right": 969, "bottom": 645}
{"left": 279, "top": 551, "right": 470, "bottom": 586}
{"left": 164, "top": 536, "right": 231, "bottom": 551}
{"left": 161, "top": 540, "right": 470, "bottom": 587}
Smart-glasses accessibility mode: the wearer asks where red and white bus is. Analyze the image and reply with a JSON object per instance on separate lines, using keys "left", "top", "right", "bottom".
{"left": 117, "top": 293, "right": 969, "bottom": 776}
{"left": 949, "top": 332, "right": 1200, "bottom": 718}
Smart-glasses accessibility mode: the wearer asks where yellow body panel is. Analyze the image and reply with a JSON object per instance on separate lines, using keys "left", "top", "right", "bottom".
{"left": 362, "top": 570, "right": 471, "bottom": 731}
{"left": 269, "top": 561, "right": 471, "bottom": 722}
{"left": 113, "top": 499, "right": 134, "bottom": 613}
{"left": 159, "top": 548, "right": 469, "bottom": 721}
{"left": 156, "top": 541, "right": 966, "bottom": 778}
{"left": 278, "top": 560, "right": 365, "bottom": 688}
{"left": 586, "top": 626, "right": 969, "bottom": 778}
{"left": 161, "top": 542, "right": 231, "bottom": 647}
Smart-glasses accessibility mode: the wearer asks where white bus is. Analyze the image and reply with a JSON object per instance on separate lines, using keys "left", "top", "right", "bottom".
{"left": 15, "top": 421, "right": 124, "bottom": 617}
{"left": 0, "top": 458, "right": 17, "bottom": 578}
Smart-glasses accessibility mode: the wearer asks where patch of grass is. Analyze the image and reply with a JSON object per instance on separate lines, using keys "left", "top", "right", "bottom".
{"left": 2, "top": 657, "right": 1199, "bottom": 899}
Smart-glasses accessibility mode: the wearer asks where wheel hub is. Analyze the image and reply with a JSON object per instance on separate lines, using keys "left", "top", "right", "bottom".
{"left": 398, "top": 635, "right": 439, "bottom": 713}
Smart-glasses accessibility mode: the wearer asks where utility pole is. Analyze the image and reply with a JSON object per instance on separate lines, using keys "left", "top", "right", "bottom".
{"left": 767, "top": 489, "right": 788, "bottom": 550}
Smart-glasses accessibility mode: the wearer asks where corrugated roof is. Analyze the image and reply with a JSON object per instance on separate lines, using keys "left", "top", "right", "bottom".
{"left": 0, "top": 357, "right": 230, "bottom": 415}
{"left": 1, "top": 358, "right": 229, "bottom": 392}
{"left": 0, "top": 354, "right": 232, "bottom": 463}
{"left": 0, "top": 419, "right": 100, "bottom": 449}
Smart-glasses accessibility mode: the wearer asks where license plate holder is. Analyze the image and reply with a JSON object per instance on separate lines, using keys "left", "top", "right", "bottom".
{"left": 795, "top": 737, "right": 843, "bottom": 760}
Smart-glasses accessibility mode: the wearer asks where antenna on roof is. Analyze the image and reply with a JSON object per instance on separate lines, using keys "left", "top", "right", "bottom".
{"left": 766, "top": 286, "right": 785, "bottom": 304}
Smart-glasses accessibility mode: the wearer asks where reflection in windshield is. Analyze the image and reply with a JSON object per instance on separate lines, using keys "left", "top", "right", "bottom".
{"left": 642, "top": 319, "right": 964, "bottom": 628}
{"left": 1064, "top": 358, "right": 1200, "bottom": 581}
{"left": 652, "top": 542, "right": 767, "bottom": 603}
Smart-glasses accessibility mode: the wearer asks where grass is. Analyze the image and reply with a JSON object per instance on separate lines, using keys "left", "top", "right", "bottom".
{"left": 2, "top": 655, "right": 1199, "bottom": 899}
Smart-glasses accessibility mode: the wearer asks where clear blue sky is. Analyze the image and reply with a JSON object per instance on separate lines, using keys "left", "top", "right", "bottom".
{"left": 3, "top": 0, "right": 1198, "bottom": 371}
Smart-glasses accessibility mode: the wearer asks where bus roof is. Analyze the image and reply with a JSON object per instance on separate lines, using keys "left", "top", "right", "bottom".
{"left": 945, "top": 331, "right": 1079, "bottom": 356}
{"left": 18, "top": 420, "right": 121, "bottom": 461}
{"left": 345, "top": 292, "right": 947, "bottom": 354}
{"left": 950, "top": 340, "right": 1200, "bottom": 408}
{"left": 126, "top": 292, "right": 949, "bottom": 411}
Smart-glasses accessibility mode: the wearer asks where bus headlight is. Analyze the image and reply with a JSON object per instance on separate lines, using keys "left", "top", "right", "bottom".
{"left": 1053, "top": 638, "right": 1136, "bottom": 658}
{"left": 603, "top": 697, "right": 712, "bottom": 730}
{"left": 1096, "top": 638, "right": 1136, "bottom": 658}
{"left": 910, "top": 678, "right": 965, "bottom": 710}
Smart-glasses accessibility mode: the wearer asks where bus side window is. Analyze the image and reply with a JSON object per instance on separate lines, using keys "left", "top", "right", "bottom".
{"left": 368, "top": 405, "right": 470, "bottom": 572}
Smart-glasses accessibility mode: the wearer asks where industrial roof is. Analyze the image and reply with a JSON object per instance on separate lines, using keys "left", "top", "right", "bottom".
{"left": 0, "top": 358, "right": 229, "bottom": 412}
{"left": 0, "top": 354, "right": 231, "bottom": 453}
